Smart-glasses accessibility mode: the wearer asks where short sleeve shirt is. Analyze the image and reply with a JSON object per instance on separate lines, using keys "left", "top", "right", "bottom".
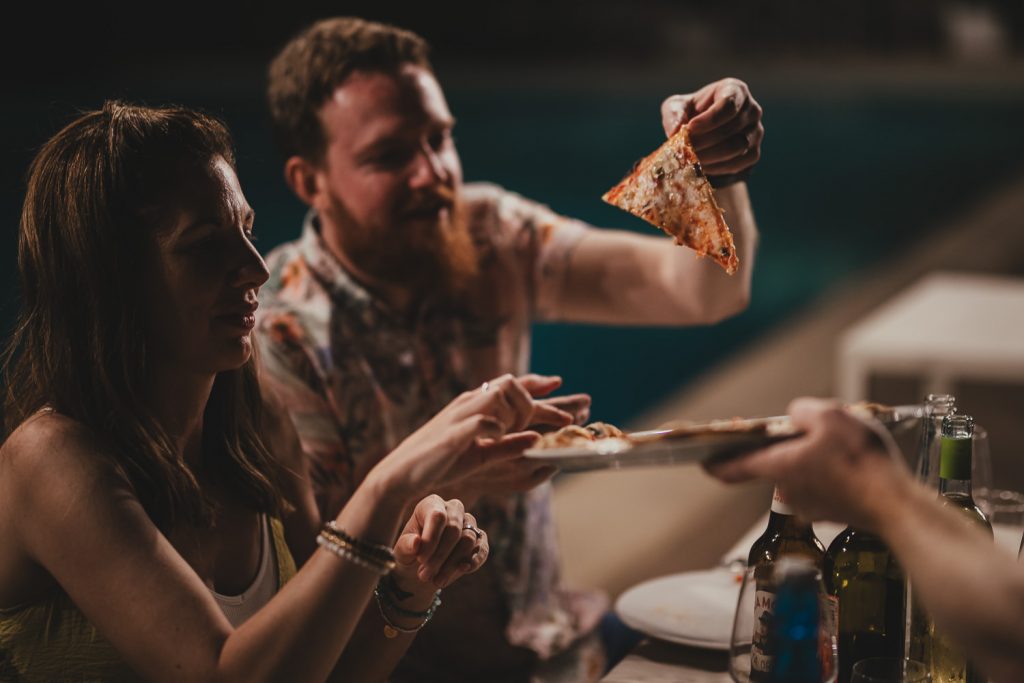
{"left": 256, "top": 183, "right": 607, "bottom": 679}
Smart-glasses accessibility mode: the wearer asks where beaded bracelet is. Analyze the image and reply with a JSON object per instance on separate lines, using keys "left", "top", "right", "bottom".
{"left": 316, "top": 530, "right": 395, "bottom": 575}
{"left": 323, "top": 520, "right": 396, "bottom": 566}
{"left": 373, "top": 578, "right": 442, "bottom": 638}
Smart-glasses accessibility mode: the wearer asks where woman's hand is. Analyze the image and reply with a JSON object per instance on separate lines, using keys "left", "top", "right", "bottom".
{"left": 391, "top": 495, "right": 488, "bottom": 594}
{"left": 370, "top": 374, "right": 572, "bottom": 501}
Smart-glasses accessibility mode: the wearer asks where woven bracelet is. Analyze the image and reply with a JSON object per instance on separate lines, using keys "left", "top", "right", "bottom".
{"left": 376, "top": 575, "right": 442, "bottom": 618}
{"left": 373, "top": 581, "right": 442, "bottom": 638}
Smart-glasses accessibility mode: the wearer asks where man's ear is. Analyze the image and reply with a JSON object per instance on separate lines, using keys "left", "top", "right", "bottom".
{"left": 284, "top": 156, "right": 321, "bottom": 208}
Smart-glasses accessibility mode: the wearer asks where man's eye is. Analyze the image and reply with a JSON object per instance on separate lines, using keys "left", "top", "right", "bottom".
{"left": 371, "top": 148, "right": 414, "bottom": 168}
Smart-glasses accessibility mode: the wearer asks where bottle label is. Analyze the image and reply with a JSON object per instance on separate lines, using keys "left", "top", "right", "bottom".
{"left": 820, "top": 594, "right": 838, "bottom": 681}
{"left": 939, "top": 437, "right": 972, "bottom": 481}
{"left": 750, "top": 589, "right": 776, "bottom": 673}
{"left": 771, "top": 487, "right": 793, "bottom": 515}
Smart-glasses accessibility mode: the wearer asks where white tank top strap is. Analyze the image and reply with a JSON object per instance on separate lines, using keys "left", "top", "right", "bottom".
{"left": 211, "top": 513, "right": 279, "bottom": 627}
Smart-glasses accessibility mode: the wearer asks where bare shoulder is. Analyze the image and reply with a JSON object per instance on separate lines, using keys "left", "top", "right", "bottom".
{"left": 0, "top": 413, "right": 134, "bottom": 605}
{"left": 0, "top": 412, "right": 130, "bottom": 508}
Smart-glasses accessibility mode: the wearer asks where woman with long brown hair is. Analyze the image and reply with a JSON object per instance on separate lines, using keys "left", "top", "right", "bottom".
{"left": 0, "top": 101, "right": 568, "bottom": 682}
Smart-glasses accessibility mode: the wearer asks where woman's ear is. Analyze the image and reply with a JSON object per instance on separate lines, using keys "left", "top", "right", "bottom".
{"left": 283, "top": 156, "right": 320, "bottom": 208}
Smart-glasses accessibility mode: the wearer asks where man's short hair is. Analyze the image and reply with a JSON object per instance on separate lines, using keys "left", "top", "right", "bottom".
{"left": 267, "top": 17, "right": 432, "bottom": 163}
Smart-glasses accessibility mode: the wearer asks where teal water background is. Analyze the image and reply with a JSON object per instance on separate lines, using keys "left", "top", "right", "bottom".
{"left": 4, "top": 77, "right": 1024, "bottom": 425}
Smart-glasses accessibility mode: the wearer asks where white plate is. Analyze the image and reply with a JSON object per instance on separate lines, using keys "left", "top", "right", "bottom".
{"left": 525, "top": 406, "right": 922, "bottom": 473}
{"left": 615, "top": 567, "right": 744, "bottom": 650}
{"left": 524, "top": 431, "right": 794, "bottom": 472}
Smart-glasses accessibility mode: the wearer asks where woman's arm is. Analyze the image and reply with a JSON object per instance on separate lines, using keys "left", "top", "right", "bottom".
{"left": 5, "top": 412, "right": 409, "bottom": 683}
{"left": 6, "top": 375, "right": 541, "bottom": 682}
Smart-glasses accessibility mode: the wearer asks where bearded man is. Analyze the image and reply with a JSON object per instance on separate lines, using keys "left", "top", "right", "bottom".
{"left": 256, "top": 16, "right": 764, "bottom": 682}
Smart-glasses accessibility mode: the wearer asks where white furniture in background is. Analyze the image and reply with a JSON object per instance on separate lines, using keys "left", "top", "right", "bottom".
{"left": 837, "top": 271, "right": 1024, "bottom": 401}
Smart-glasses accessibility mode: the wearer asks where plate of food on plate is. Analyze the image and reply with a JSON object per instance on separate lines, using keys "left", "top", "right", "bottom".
{"left": 524, "top": 401, "right": 922, "bottom": 472}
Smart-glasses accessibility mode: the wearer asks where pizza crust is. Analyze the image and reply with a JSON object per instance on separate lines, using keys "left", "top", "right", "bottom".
{"left": 536, "top": 422, "right": 627, "bottom": 449}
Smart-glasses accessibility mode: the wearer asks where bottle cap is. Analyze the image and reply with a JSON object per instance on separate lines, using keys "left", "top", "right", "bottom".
{"left": 771, "top": 487, "right": 793, "bottom": 515}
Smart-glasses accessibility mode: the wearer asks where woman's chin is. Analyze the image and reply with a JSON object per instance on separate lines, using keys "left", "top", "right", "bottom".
{"left": 212, "top": 336, "right": 254, "bottom": 371}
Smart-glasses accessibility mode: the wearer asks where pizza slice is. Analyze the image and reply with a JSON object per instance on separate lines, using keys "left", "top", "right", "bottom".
{"left": 535, "top": 421, "right": 627, "bottom": 449}
{"left": 602, "top": 125, "right": 739, "bottom": 274}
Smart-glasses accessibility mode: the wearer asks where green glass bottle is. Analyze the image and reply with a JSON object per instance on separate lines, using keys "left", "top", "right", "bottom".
{"left": 928, "top": 414, "right": 992, "bottom": 683}
{"left": 748, "top": 488, "right": 826, "bottom": 682}
{"left": 825, "top": 528, "right": 905, "bottom": 683}
{"left": 908, "top": 393, "right": 957, "bottom": 668}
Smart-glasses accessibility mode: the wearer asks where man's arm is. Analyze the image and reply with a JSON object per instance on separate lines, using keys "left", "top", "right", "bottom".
{"left": 878, "top": 478, "right": 1024, "bottom": 683}
{"left": 551, "top": 78, "right": 761, "bottom": 326}
{"left": 708, "top": 399, "right": 1024, "bottom": 683}
{"left": 555, "top": 181, "right": 756, "bottom": 325}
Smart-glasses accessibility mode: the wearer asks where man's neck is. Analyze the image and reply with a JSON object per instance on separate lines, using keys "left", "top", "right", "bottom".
{"left": 318, "top": 215, "right": 417, "bottom": 317}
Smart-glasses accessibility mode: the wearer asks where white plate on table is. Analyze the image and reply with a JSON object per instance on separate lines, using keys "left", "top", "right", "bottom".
{"left": 524, "top": 428, "right": 795, "bottom": 473}
{"left": 524, "top": 406, "right": 922, "bottom": 473}
{"left": 615, "top": 566, "right": 744, "bottom": 650}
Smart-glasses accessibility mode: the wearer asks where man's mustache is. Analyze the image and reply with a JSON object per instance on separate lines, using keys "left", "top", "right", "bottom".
{"left": 403, "top": 185, "right": 456, "bottom": 215}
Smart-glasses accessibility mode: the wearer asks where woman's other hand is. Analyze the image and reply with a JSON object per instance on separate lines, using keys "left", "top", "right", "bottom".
{"left": 392, "top": 495, "right": 487, "bottom": 594}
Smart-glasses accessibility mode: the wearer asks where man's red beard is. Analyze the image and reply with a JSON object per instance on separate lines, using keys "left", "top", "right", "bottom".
{"left": 325, "top": 193, "right": 479, "bottom": 301}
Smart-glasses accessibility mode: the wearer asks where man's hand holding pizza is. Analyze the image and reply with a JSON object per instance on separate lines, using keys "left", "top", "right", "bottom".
{"left": 660, "top": 78, "right": 764, "bottom": 182}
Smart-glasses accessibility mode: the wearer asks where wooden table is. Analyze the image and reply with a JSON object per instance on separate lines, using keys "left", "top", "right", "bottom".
{"left": 601, "top": 639, "right": 731, "bottom": 682}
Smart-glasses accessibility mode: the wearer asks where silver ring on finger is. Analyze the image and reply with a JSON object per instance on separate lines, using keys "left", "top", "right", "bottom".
{"left": 480, "top": 381, "right": 490, "bottom": 393}
{"left": 463, "top": 523, "right": 483, "bottom": 540}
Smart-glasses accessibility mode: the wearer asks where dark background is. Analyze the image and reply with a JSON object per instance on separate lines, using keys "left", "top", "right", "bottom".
{"left": 4, "top": 0, "right": 1024, "bottom": 425}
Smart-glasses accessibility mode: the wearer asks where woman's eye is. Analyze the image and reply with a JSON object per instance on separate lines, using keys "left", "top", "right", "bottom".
{"left": 181, "top": 235, "right": 213, "bottom": 252}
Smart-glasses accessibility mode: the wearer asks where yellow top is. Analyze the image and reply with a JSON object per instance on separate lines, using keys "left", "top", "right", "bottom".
{"left": 0, "top": 517, "right": 297, "bottom": 682}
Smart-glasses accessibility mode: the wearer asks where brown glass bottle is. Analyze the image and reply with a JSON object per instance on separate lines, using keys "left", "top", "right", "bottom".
{"left": 748, "top": 488, "right": 826, "bottom": 682}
